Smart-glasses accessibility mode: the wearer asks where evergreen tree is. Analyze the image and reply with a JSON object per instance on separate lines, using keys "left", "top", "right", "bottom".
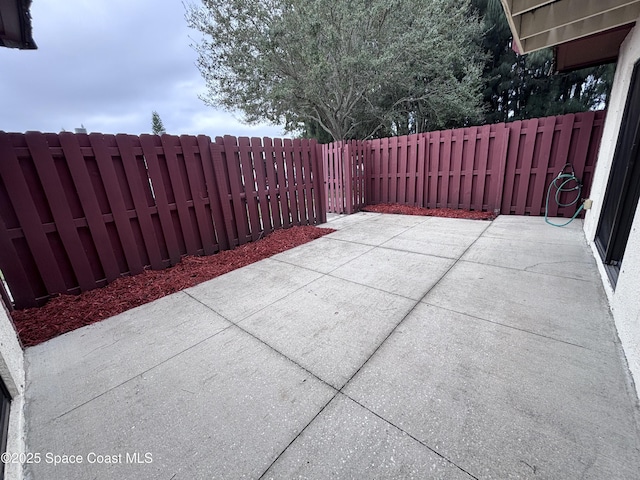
{"left": 473, "top": 0, "right": 615, "bottom": 124}
{"left": 151, "top": 111, "right": 166, "bottom": 135}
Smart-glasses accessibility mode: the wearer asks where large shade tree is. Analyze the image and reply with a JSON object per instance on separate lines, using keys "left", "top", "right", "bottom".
{"left": 186, "top": 0, "right": 485, "bottom": 141}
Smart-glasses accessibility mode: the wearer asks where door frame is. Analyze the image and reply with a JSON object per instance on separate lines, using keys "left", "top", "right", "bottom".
{"left": 595, "top": 59, "right": 640, "bottom": 287}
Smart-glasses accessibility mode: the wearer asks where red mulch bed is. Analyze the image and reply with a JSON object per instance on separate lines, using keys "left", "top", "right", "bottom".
{"left": 362, "top": 203, "right": 496, "bottom": 220}
{"left": 11, "top": 226, "right": 335, "bottom": 347}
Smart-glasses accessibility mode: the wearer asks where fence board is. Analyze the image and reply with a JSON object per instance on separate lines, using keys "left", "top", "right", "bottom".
{"left": 348, "top": 141, "right": 357, "bottom": 211}
{"left": 303, "top": 138, "right": 316, "bottom": 221}
{"left": 570, "top": 111, "right": 596, "bottom": 216}
{"left": 450, "top": 131, "right": 465, "bottom": 208}
{"left": 115, "top": 134, "right": 165, "bottom": 269}
{"left": 0, "top": 216, "right": 34, "bottom": 308}
{"left": 90, "top": 134, "right": 144, "bottom": 274}
{"left": 210, "top": 140, "right": 237, "bottom": 248}
{"left": 440, "top": 130, "right": 452, "bottom": 209}
{"left": 493, "top": 125, "right": 510, "bottom": 213}
{"left": 501, "top": 120, "right": 521, "bottom": 214}
{"left": 282, "top": 139, "right": 299, "bottom": 224}
{"left": 425, "top": 131, "right": 438, "bottom": 208}
{"left": 263, "top": 137, "right": 283, "bottom": 229}
{"left": 326, "top": 143, "right": 336, "bottom": 213}
{"left": 514, "top": 119, "right": 538, "bottom": 215}
{"left": 314, "top": 142, "right": 327, "bottom": 223}
{"left": 380, "top": 138, "right": 389, "bottom": 204}
{"left": 462, "top": 127, "right": 477, "bottom": 210}
{"left": 397, "top": 136, "right": 408, "bottom": 203}
{"left": 406, "top": 135, "right": 418, "bottom": 205}
{"left": 25, "top": 132, "right": 96, "bottom": 291}
{"left": 344, "top": 143, "right": 354, "bottom": 214}
{"left": 0, "top": 132, "right": 67, "bottom": 295}
{"left": 358, "top": 141, "right": 367, "bottom": 209}
{"left": 335, "top": 142, "right": 344, "bottom": 213}
{"left": 389, "top": 137, "right": 398, "bottom": 203}
{"left": 237, "top": 137, "right": 261, "bottom": 240}
{"left": 160, "top": 135, "right": 199, "bottom": 255}
{"left": 139, "top": 135, "right": 181, "bottom": 264}
{"left": 336, "top": 141, "right": 345, "bottom": 214}
{"left": 322, "top": 144, "right": 332, "bottom": 213}
{"left": 304, "top": 140, "right": 316, "bottom": 220}
{"left": 222, "top": 135, "right": 250, "bottom": 245}
{"left": 59, "top": 133, "right": 121, "bottom": 281}
{"left": 475, "top": 126, "right": 491, "bottom": 211}
{"left": 275, "top": 138, "right": 294, "bottom": 222}
{"left": 529, "top": 118, "right": 556, "bottom": 216}
{"left": 250, "top": 137, "right": 272, "bottom": 233}
{"left": 199, "top": 136, "right": 230, "bottom": 250}
{"left": 416, "top": 135, "right": 427, "bottom": 207}
{"left": 369, "top": 139, "right": 379, "bottom": 204}
{"left": 180, "top": 135, "right": 217, "bottom": 255}
{"left": 292, "top": 139, "right": 307, "bottom": 222}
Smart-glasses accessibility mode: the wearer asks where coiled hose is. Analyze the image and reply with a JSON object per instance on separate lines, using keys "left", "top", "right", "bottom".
{"left": 544, "top": 163, "right": 584, "bottom": 227}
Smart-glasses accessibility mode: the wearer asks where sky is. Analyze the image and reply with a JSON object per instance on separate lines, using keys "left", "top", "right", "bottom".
{"left": 0, "top": 0, "right": 286, "bottom": 137}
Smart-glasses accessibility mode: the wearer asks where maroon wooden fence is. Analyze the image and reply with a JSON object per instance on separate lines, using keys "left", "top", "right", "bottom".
{"left": 499, "top": 112, "right": 603, "bottom": 216}
{"left": 324, "top": 111, "right": 606, "bottom": 216}
{"left": 0, "top": 132, "right": 325, "bottom": 309}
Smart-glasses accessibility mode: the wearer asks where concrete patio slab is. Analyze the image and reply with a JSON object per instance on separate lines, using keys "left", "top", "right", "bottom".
{"left": 26, "top": 325, "right": 336, "bottom": 480}
{"left": 484, "top": 215, "right": 585, "bottom": 245}
{"left": 238, "top": 275, "right": 415, "bottom": 389}
{"left": 22, "top": 212, "right": 640, "bottom": 480}
{"left": 423, "top": 261, "right": 617, "bottom": 352}
{"left": 321, "top": 211, "right": 380, "bottom": 230}
{"left": 186, "top": 258, "right": 322, "bottom": 322}
{"left": 414, "top": 216, "right": 493, "bottom": 235}
{"left": 381, "top": 218, "right": 489, "bottom": 259}
{"left": 330, "top": 247, "right": 454, "bottom": 300}
{"left": 264, "top": 394, "right": 474, "bottom": 480}
{"left": 25, "top": 291, "right": 231, "bottom": 424}
{"left": 366, "top": 213, "right": 430, "bottom": 228}
{"left": 325, "top": 221, "right": 409, "bottom": 246}
{"left": 462, "top": 235, "right": 599, "bottom": 281}
{"left": 344, "top": 303, "right": 640, "bottom": 479}
{"left": 271, "top": 237, "right": 373, "bottom": 274}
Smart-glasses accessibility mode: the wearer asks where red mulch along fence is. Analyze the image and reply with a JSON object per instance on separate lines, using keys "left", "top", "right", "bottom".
{"left": 0, "top": 132, "right": 325, "bottom": 309}
{"left": 324, "top": 111, "right": 606, "bottom": 216}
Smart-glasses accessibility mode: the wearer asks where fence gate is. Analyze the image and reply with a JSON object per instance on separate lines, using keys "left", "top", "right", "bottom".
{"left": 322, "top": 140, "right": 367, "bottom": 214}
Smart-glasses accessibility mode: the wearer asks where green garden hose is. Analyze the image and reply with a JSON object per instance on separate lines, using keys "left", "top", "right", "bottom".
{"left": 544, "top": 163, "right": 584, "bottom": 227}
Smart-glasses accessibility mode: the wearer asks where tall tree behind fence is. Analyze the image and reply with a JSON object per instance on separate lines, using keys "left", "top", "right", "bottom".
{"left": 324, "top": 111, "right": 605, "bottom": 216}
{"left": 0, "top": 132, "right": 325, "bottom": 309}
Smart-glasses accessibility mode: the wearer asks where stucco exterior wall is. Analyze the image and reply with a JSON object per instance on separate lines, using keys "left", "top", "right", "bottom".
{"left": 0, "top": 301, "right": 25, "bottom": 480}
{"left": 584, "top": 18, "right": 640, "bottom": 400}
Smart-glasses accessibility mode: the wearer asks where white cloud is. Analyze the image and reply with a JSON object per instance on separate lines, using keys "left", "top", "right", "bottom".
{"left": 0, "top": 0, "right": 287, "bottom": 138}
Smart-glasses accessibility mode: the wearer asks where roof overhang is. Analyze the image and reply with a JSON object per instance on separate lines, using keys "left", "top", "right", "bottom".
{"left": 556, "top": 23, "right": 635, "bottom": 71}
{"left": 500, "top": 1, "right": 640, "bottom": 60}
{"left": 0, "top": 0, "right": 36, "bottom": 49}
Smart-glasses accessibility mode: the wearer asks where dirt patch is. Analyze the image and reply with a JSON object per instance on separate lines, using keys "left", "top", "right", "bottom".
{"left": 362, "top": 203, "right": 496, "bottom": 220}
{"left": 11, "top": 225, "right": 335, "bottom": 347}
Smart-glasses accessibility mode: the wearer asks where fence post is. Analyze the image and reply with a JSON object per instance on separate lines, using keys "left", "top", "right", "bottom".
{"left": 364, "top": 141, "right": 372, "bottom": 208}
{"left": 343, "top": 142, "right": 353, "bottom": 214}
{"left": 314, "top": 142, "right": 327, "bottom": 223}
{"left": 493, "top": 124, "right": 510, "bottom": 215}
